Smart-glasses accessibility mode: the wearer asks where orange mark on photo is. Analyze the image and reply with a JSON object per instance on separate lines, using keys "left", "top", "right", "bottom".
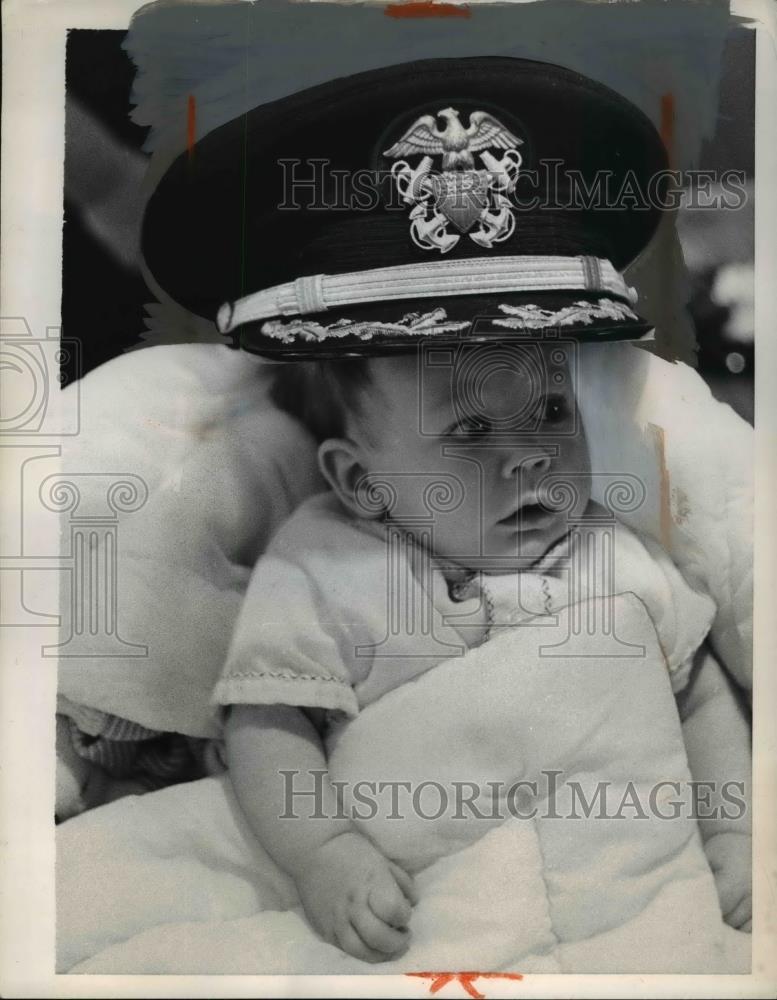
{"left": 660, "top": 93, "right": 675, "bottom": 169}
{"left": 187, "top": 94, "right": 197, "bottom": 158}
{"left": 407, "top": 971, "right": 524, "bottom": 999}
{"left": 385, "top": 2, "right": 471, "bottom": 18}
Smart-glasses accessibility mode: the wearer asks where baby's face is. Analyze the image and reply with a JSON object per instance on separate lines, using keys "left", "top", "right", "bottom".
{"left": 351, "top": 343, "right": 591, "bottom": 571}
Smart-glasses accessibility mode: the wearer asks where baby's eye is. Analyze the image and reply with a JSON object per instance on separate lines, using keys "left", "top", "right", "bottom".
{"left": 542, "top": 394, "right": 570, "bottom": 424}
{"left": 451, "top": 415, "right": 493, "bottom": 438}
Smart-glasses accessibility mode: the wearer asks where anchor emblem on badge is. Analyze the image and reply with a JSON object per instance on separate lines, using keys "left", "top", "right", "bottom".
{"left": 384, "top": 107, "right": 523, "bottom": 254}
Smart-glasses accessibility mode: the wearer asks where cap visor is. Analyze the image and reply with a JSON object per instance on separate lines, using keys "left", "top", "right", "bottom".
{"left": 237, "top": 290, "right": 653, "bottom": 359}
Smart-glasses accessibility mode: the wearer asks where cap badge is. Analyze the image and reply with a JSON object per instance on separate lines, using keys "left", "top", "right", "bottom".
{"left": 384, "top": 108, "right": 523, "bottom": 254}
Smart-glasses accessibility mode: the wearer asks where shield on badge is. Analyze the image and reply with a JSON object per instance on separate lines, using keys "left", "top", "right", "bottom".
{"left": 430, "top": 171, "right": 489, "bottom": 233}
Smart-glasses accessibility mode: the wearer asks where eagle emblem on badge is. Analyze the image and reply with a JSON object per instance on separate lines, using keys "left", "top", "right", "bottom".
{"left": 384, "top": 107, "right": 523, "bottom": 253}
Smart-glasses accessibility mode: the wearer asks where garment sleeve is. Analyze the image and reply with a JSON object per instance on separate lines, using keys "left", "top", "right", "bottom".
{"left": 212, "top": 553, "right": 359, "bottom": 718}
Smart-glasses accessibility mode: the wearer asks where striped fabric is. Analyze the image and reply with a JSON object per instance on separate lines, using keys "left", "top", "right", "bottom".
{"left": 59, "top": 696, "right": 224, "bottom": 792}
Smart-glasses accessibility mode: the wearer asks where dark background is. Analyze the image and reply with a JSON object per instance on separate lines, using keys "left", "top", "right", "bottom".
{"left": 62, "top": 31, "right": 150, "bottom": 382}
{"left": 61, "top": 28, "right": 755, "bottom": 423}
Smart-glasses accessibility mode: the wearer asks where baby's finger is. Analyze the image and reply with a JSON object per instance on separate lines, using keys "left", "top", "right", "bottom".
{"left": 719, "top": 881, "right": 745, "bottom": 919}
{"left": 713, "top": 868, "right": 738, "bottom": 908}
{"left": 410, "top": 552, "right": 478, "bottom": 616}
{"left": 436, "top": 571, "right": 485, "bottom": 624}
{"left": 725, "top": 894, "right": 752, "bottom": 930}
{"left": 388, "top": 862, "right": 418, "bottom": 906}
{"left": 368, "top": 872, "right": 413, "bottom": 928}
{"left": 351, "top": 903, "right": 410, "bottom": 955}
{"left": 334, "top": 919, "right": 392, "bottom": 965}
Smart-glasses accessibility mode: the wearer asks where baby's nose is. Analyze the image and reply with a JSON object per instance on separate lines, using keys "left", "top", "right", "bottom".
{"left": 502, "top": 448, "right": 552, "bottom": 479}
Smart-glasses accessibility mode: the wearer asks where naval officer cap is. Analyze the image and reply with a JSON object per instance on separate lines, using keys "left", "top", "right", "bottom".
{"left": 142, "top": 57, "right": 669, "bottom": 359}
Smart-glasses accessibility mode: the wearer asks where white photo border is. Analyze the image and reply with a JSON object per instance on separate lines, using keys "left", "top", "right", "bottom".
{"left": 1, "top": 0, "right": 775, "bottom": 996}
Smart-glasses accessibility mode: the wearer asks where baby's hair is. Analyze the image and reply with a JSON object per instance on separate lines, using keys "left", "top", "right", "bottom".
{"left": 268, "top": 357, "right": 373, "bottom": 444}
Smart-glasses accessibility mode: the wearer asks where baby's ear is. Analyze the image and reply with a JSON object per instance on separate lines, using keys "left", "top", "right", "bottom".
{"left": 317, "top": 438, "right": 381, "bottom": 520}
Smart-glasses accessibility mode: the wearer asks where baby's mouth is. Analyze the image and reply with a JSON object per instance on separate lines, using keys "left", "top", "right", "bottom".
{"left": 497, "top": 500, "right": 558, "bottom": 531}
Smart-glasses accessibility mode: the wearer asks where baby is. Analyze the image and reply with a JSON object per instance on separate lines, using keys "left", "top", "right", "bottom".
{"left": 218, "top": 341, "right": 751, "bottom": 963}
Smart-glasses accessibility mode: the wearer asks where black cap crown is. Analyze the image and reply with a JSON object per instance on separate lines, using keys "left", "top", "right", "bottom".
{"left": 142, "top": 57, "right": 668, "bottom": 358}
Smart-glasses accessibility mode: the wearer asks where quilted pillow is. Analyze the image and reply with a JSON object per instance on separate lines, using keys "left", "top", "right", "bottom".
{"left": 57, "top": 340, "right": 752, "bottom": 739}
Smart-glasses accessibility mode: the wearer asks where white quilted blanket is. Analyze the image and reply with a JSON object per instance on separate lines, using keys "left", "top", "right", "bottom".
{"left": 57, "top": 592, "right": 749, "bottom": 974}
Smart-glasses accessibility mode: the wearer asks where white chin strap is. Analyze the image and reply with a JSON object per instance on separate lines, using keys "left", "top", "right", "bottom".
{"left": 216, "top": 255, "right": 637, "bottom": 334}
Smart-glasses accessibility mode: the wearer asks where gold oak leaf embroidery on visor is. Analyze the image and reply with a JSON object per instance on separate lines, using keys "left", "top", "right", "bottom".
{"left": 493, "top": 298, "right": 639, "bottom": 330}
{"left": 260, "top": 299, "right": 639, "bottom": 342}
{"left": 261, "top": 308, "right": 470, "bottom": 343}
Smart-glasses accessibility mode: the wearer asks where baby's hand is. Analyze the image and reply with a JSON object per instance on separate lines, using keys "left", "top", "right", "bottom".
{"left": 704, "top": 831, "right": 752, "bottom": 932}
{"left": 295, "top": 831, "right": 416, "bottom": 962}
